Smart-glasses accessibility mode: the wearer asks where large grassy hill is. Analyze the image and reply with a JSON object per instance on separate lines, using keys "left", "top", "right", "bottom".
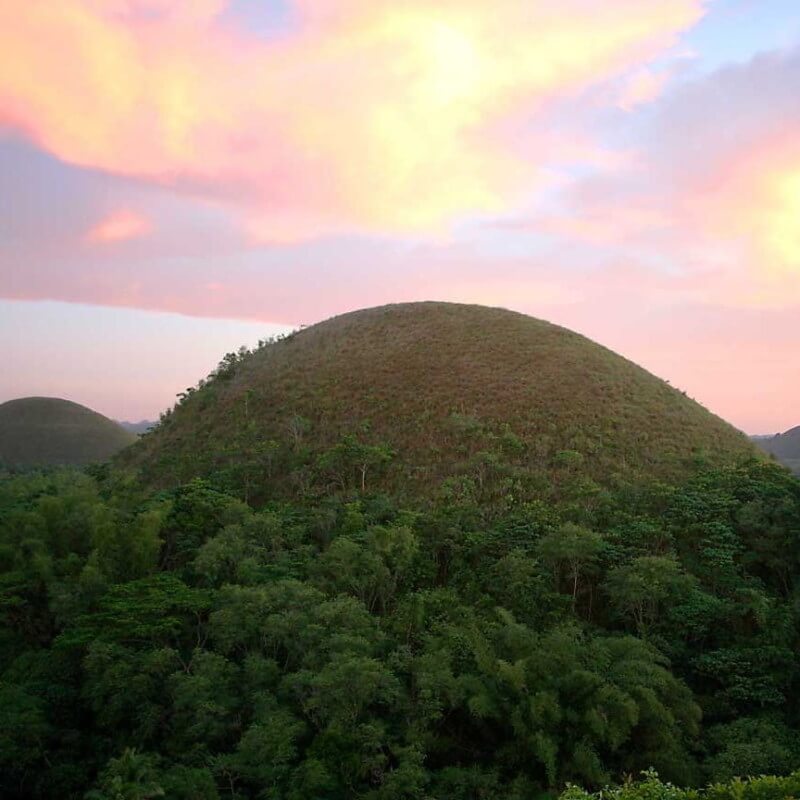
{"left": 123, "top": 302, "right": 756, "bottom": 500}
{"left": 0, "top": 397, "right": 136, "bottom": 467}
{"left": 756, "top": 426, "right": 800, "bottom": 474}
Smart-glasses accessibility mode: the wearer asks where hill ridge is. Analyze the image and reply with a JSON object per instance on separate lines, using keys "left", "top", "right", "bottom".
{"left": 0, "top": 396, "right": 136, "bottom": 467}
{"left": 123, "top": 302, "right": 757, "bottom": 501}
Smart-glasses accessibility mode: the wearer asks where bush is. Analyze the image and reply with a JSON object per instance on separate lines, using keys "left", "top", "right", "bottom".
{"left": 561, "top": 770, "right": 800, "bottom": 800}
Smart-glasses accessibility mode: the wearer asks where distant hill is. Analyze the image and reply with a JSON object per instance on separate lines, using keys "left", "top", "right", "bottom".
{"left": 0, "top": 397, "right": 136, "bottom": 467}
{"left": 117, "top": 419, "right": 156, "bottom": 436}
{"left": 122, "top": 302, "right": 757, "bottom": 500}
{"left": 754, "top": 426, "right": 800, "bottom": 475}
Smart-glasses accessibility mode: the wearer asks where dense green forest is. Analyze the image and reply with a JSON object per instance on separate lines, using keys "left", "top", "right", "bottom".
{"left": 2, "top": 450, "right": 799, "bottom": 798}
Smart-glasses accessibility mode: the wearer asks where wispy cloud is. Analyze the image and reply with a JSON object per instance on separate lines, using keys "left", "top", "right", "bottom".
{"left": 2, "top": 1, "right": 798, "bottom": 431}
{"left": 511, "top": 47, "right": 800, "bottom": 305}
{"left": 616, "top": 68, "right": 671, "bottom": 111}
{"left": 0, "top": 0, "right": 706, "bottom": 240}
{"left": 84, "top": 210, "right": 151, "bottom": 243}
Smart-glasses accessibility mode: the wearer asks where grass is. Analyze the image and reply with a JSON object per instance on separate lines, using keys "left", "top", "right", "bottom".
{"left": 0, "top": 397, "right": 136, "bottom": 467}
{"left": 123, "top": 302, "right": 758, "bottom": 498}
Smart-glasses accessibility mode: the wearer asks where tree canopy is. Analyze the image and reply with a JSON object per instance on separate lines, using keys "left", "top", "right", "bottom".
{"left": 0, "top": 452, "right": 799, "bottom": 798}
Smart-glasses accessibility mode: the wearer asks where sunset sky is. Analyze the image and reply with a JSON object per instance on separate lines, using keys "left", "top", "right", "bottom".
{"left": 1, "top": 0, "right": 798, "bottom": 432}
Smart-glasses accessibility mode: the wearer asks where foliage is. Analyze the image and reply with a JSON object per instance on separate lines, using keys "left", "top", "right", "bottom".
{"left": 560, "top": 769, "right": 800, "bottom": 800}
{"left": 0, "top": 450, "right": 799, "bottom": 799}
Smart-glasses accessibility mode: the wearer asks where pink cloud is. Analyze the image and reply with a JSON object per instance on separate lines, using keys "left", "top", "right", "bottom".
{"left": 4, "top": 242, "right": 798, "bottom": 432}
{"left": 84, "top": 210, "right": 151, "bottom": 243}
{"left": 685, "top": 134, "right": 800, "bottom": 280}
{"left": 506, "top": 48, "right": 800, "bottom": 309}
{"left": 535, "top": 205, "right": 674, "bottom": 246}
{"left": 2, "top": 5, "right": 798, "bottom": 433}
{"left": 616, "top": 68, "right": 671, "bottom": 111}
{"left": 0, "top": 0, "right": 706, "bottom": 240}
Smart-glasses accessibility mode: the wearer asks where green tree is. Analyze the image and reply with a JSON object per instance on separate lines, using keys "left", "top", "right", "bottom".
{"left": 537, "top": 523, "right": 605, "bottom": 607}
{"left": 605, "top": 555, "right": 694, "bottom": 633}
{"left": 318, "top": 436, "right": 394, "bottom": 493}
{"left": 86, "top": 749, "right": 164, "bottom": 800}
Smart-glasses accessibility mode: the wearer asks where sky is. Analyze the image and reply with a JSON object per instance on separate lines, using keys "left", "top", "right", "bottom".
{"left": 0, "top": 0, "right": 798, "bottom": 432}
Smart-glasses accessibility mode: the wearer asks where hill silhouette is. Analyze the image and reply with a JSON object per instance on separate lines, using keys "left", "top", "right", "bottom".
{"left": 117, "top": 419, "right": 156, "bottom": 436}
{"left": 0, "top": 397, "right": 136, "bottom": 467}
{"left": 756, "top": 425, "right": 800, "bottom": 474}
{"left": 124, "top": 302, "right": 756, "bottom": 499}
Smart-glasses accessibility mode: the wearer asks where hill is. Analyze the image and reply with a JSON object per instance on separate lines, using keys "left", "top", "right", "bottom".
{"left": 0, "top": 397, "right": 136, "bottom": 467}
{"left": 123, "top": 302, "right": 756, "bottom": 500}
{"left": 117, "top": 419, "right": 156, "bottom": 436}
{"left": 2, "top": 305, "right": 798, "bottom": 799}
{"left": 755, "top": 425, "right": 800, "bottom": 474}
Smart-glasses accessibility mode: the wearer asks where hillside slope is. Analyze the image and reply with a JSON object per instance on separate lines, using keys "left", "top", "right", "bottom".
{"left": 0, "top": 397, "right": 136, "bottom": 467}
{"left": 756, "top": 426, "right": 800, "bottom": 474}
{"left": 123, "top": 302, "right": 757, "bottom": 499}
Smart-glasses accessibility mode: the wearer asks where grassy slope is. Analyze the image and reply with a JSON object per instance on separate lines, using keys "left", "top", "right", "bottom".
{"left": 0, "top": 397, "right": 136, "bottom": 467}
{"left": 756, "top": 426, "right": 800, "bottom": 475}
{"left": 124, "top": 302, "right": 757, "bottom": 496}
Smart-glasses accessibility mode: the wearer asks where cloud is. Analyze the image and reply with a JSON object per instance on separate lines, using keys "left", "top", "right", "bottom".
{"left": 2, "top": 1, "right": 797, "bottom": 432}
{"left": 0, "top": 0, "right": 706, "bottom": 240}
{"left": 4, "top": 237, "right": 798, "bottom": 432}
{"left": 616, "top": 68, "right": 670, "bottom": 111}
{"left": 84, "top": 210, "right": 151, "bottom": 243}
{"left": 649, "top": 49, "right": 800, "bottom": 283}
{"left": 509, "top": 47, "right": 800, "bottom": 305}
{"left": 687, "top": 135, "right": 800, "bottom": 278}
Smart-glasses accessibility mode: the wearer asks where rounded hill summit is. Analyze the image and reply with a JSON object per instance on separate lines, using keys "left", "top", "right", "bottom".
{"left": 0, "top": 397, "right": 135, "bottom": 468}
{"left": 126, "top": 303, "right": 755, "bottom": 498}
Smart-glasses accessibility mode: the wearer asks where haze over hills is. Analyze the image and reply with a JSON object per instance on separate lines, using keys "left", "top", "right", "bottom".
{"left": 755, "top": 426, "right": 800, "bottom": 475}
{"left": 117, "top": 419, "right": 157, "bottom": 436}
{"left": 0, "top": 397, "right": 136, "bottom": 467}
{"left": 124, "top": 302, "right": 757, "bottom": 500}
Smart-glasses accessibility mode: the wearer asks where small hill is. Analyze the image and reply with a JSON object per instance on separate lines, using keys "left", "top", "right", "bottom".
{"left": 123, "top": 302, "right": 757, "bottom": 499}
{"left": 0, "top": 397, "right": 136, "bottom": 467}
{"left": 755, "top": 426, "right": 800, "bottom": 475}
{"left": 118, "top": 420, "right": 156, "bottom": 436}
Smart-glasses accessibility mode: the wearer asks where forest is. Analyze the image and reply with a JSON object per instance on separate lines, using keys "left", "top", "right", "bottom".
{"left": 1, "top": 441, "right": 799, "bottom": 799}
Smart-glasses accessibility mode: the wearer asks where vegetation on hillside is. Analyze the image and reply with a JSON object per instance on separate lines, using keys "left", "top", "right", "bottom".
{"left": 0, "top": 397, "right": 135, "bottom": 468}
{"left": 121, "top": 303, "right": 757, "bottom": 499}
{"left": 564, "top": 770, "right": 800, "bottom": 800}
{"left": 1, "top": 306, "right": 794, "bottom": 798}
{"left": 1, "top": 451, "right": 798, "bottom": 798}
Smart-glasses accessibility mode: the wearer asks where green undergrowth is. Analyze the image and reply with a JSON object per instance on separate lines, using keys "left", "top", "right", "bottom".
{"left": 1, "top": 455, "right": 798, "bottom": 798}
{"left": 563, "top": 769, "right": 800, "bottom": 800}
